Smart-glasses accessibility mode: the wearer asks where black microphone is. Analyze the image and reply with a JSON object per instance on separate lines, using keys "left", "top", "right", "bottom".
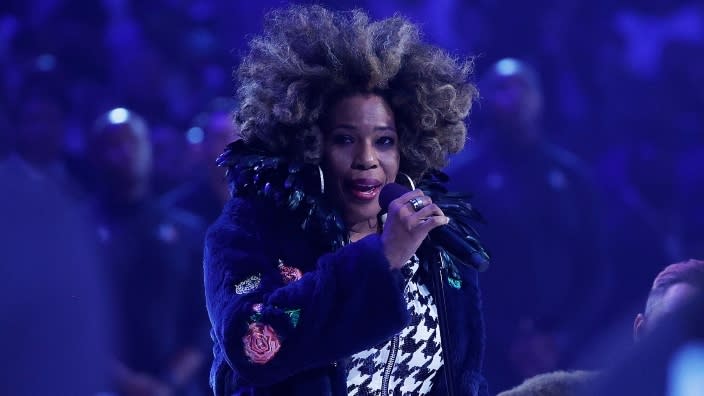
{"left": 379, "top": 183, "right": 488, "bottom": 271}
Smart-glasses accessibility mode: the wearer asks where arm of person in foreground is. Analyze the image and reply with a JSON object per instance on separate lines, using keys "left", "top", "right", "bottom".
{"left": 204, "top": 198, "right": 410, "bottom": 386}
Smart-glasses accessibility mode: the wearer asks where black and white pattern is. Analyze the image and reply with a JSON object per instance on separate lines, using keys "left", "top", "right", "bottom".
{"left": 347, "top": 255, "right": 443, "bottom": 395}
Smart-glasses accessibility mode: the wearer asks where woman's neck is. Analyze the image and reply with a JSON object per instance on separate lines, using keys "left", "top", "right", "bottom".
{"left": 347, "top": 217, "right": 379, "bottom": 242}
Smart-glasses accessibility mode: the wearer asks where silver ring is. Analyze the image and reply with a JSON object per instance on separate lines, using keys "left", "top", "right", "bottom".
{"left": 408, "top": 197, "right": 425, "bottom": 212}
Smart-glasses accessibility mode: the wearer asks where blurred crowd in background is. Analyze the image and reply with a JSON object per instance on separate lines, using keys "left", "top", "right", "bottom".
{"left": 1, "top": 0, "right": 702, "bottom": 395}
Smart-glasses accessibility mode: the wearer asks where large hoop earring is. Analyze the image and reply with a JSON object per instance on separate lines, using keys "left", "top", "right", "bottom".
{"left": 317, "top": 165, "right": 325, "bottom": 194}
{"left": 396, "top": 172, "right": 415, "bottom": 190}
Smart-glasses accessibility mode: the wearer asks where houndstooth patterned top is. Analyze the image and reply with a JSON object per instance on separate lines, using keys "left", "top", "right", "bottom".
{"left": 346, "top": 255, "right": 443, "bottom": 395}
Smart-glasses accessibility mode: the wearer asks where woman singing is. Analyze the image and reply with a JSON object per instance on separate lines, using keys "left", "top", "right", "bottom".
{"left": 204, "top": 5, "right": 489, "bottom": 395}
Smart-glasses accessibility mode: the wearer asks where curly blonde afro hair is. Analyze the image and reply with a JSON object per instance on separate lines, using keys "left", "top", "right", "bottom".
{"left": 236, "top": 4, "right": 478, "bottom": 180}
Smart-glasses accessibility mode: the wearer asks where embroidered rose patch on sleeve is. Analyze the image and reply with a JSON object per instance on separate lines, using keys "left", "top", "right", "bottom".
{"left": 243, "top": 323, "right": 281, "bottom": 364}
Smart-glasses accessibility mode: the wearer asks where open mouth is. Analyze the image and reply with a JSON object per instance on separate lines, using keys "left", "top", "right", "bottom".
{"left": 347, "top": 179, "right": 383, "bottom": 201}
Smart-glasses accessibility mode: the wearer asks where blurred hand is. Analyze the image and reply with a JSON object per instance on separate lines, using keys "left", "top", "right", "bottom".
{"left": 381, "top": 189, "right": 449, "bottom": 269}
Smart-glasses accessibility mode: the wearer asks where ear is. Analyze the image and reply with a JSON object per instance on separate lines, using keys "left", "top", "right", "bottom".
{"left": 633, "top": 313, "right": 646, "bottom": 342}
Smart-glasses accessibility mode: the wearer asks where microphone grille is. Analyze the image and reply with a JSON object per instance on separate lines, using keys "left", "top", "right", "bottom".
{"left": 379, "top": 183, "right": 411, "bottom": 212}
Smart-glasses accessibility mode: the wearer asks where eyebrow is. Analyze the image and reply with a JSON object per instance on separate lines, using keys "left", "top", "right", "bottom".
{"left": 331, "top": 123, "right": 396, "bottom": 132}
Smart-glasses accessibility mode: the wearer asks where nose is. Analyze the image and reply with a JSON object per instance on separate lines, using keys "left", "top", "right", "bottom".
{"left": 351, "top": 140, "right": 378, "bottom": 170}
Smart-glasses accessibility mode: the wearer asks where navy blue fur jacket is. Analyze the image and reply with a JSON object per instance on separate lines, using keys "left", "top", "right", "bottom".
{"left": 204, "top": 142, "right": 489, "bottom": 395}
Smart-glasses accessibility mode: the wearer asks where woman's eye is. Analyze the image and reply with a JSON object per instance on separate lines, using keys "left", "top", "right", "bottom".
{"left": 376, "top": 136, "right": 396, "bottom": 146}
{"left": 332, "top": 135, "right": 354, "bottom": 145}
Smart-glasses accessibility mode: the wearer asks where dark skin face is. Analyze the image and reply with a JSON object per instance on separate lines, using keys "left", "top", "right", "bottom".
{"left": 484, "top": 73, "right": 543, "bottom": 147}
{"left": 90, "top": 122, "right": 153, "bottom": 202}
{"left": 634, "top": 282, "right": 700, "bottom": 341}
{"left": 322, "top": 94, "right": 400, "bottom": 241}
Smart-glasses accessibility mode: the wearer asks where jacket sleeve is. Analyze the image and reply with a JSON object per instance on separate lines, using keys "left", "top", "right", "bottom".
{"left": 203, "top": 198, "right": 410, "bottom": 386}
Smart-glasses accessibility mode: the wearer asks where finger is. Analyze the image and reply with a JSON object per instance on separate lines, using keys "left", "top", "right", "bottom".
{"left": 389, "top": 189, "right": 425, "bottom": 213}
{"left": 409, "top": 204, "right": 446, "bottom": 232}
{"left": 403, "top": 195, "right": 435, "bottom": 216}
{"left": 414, "top": 213, "right": 450, "bottom": 234}
{"left": 411, "top": 203, "right": 444, "bottom": 221}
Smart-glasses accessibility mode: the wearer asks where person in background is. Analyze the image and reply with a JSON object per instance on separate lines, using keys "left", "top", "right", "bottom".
{"left": 4, "top": 77, "right": 84, "bottom": 197}
{"left": 496, "top": 259, "right": 704, "bottom": 396}
{"left": 162, "top": 97, "right": 238, "bottom": 224}
{"left": 88, "top": 108, "right": 210, "bottom": 396}
{"left": 586, "top": 258, "right": 704, "bottom": 396}
{"left": 445, "top": 58, "right": 608, "bottom": 390}
{"left": 495, "top": 259, "right": 704, "bottom": 396}
{"left": 0, "top": 154, "right": 112, "bottom": 396}
{"left": 633, "top": 259, "right": 704, "bottom": 342}
{"left": 159, "top": 98, "right": 239, "bottom": 396}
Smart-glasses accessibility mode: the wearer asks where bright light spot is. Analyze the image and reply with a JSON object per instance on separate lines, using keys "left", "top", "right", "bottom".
{"left": 669, "top": 342, "right": 704, "bottom": 396}
{"left": 186, "top": 127, "right": 204, "bottom": 144}
{"left": 107, "top": 108, "right": 129, "bottom": 124}
{"left": 36, "top": 54, "right": 56, "bottom": 71}
{"left": 495, "top": 58, "right": 520, "bottom": 76}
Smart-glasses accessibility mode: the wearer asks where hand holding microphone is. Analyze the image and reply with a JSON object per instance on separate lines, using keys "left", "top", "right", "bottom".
{"left": 380, "top": 183, "right": 489, "bottom": 272}
{"left": 378, "top": 185, "right": 449, "bottom": 270}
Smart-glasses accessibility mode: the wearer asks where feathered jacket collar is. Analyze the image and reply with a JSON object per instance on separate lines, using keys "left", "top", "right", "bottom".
{"left": 217, "top": 139, "right": 490, "bottom": 272}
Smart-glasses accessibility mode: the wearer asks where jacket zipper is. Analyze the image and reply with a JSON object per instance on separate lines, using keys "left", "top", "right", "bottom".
{"left": 381, "top": 334, "right": 400, "bottom": 395}
{"left": 434, "top": 250, "right": 457, "bottom": 396}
